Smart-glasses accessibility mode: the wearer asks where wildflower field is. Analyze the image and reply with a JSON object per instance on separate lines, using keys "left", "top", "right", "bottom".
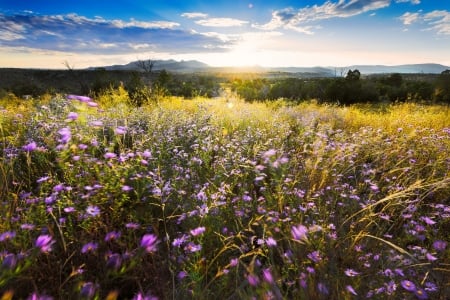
{"left": 0, "top": 90, "right": 449, "bottom": 299}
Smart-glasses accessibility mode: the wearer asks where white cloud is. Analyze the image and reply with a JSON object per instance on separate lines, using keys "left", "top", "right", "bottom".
{"left": 181, "top": 12, "right": 209, "bottom": 19}
{"left": 399, "top": 12, "right": 420, "bottom": 25}
{"left": 400, "top": 10, "right": 450, "bottom": 35}
{"left": 423, "top": 10, "right": 450, "bottom": 35}
{"left": 253, "top": 0, "right": 390, "bottom": 34}
{"left": 396, "top": 0, "right": 421, "bottom": 5}
{"left": 195, "top": 18, "right": 249, "bottom": 27}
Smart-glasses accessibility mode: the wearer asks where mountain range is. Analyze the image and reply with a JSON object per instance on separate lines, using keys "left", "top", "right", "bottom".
{"left": 92, "top": 59, "right": 449, "bottom": 76}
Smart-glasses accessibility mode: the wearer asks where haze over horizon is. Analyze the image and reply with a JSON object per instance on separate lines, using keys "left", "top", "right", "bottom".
{"left": 0, "top": 0, "right": 449, "bottom": 69}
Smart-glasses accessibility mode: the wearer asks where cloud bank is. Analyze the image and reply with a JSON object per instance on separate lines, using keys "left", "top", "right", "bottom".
{"left": 253, "top": 0, "right": 391, "bottom": 34}
{"left": 0, "top": 12, "right": 231, "bottom": 54}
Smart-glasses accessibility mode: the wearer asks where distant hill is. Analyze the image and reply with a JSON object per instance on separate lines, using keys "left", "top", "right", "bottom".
{"left": 92, "top": 59, "right": 209, "bottom": 73}
{"left": 91, "top": 60, "right": 449, "bottom": 76}
{"left": 344, "top": 63, "right": 449, "bottom": 74}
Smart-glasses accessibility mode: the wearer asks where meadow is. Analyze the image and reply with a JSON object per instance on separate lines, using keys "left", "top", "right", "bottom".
{"left": 0, "top": 88, "right": 449, "bottom": 299}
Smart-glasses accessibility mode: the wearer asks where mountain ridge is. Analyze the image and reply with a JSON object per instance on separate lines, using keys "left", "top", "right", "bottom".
{"left": 89, "top": 59, "right": 449, "bottom": 75}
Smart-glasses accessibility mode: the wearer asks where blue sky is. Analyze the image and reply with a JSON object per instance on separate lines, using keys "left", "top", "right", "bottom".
{"left": 0, "top": 0, "right": 449, "bottom": 68}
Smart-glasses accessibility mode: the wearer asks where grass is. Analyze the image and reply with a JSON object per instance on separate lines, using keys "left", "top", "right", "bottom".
{"left": 0, "top": 89, "right": 449, "bottom": 299}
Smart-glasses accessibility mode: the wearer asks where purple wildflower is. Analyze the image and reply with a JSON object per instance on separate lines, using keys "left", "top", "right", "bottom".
{"left": 57, "top": 127, "right": 71, "bottom": 144}
{"left": 81, "top": 242, "right": 98, "bottom": 254}
{"left": 125, "top": 222, "right": 141, "bottom": 230}
{"left": 184, "top": 242, "right": 201, "bottom": 253}
{"left": 291, "top": 224, "right": 308, "bottom": 241}
{"left": 190, "top": 226, "right": 206, "bottom": 236}
{"left": 247, "top": 274, "right": 260, "bottom": 286}
{"left": 229, "top": 258, "right": 238, "bottom": 267}
{"left": 122, "top": 185, "right": 133, "bottom": 192}
{"left": 426, "top": 253, "right": 438, "bottom": 261}
{"left": 35, "top": 234, "right": 55, "bottom": 253}
{"left": 266, "top": 237, "right": 277, "bottom": 247}
{"left": 317, "top": 282, "right": 329, "bottom": 295}
{"left": 346, "top": 285, "right": 357, "bottom": 295}
{"left": 26, "top": 293, "right": 54, "bottom": 300}
{"left": 106, "top": 253, "right": 122, "bottom": 270}
{"left": 115, "top": 126, "right": 127, "bottom": 135}
{"left": 86, "top": 205, "right": 100, "bottom": 217}
{"left": 414, "top": 288, "right": 428, "bottom": 299}
{"left": 262, "top": 268, "right": 274, "bottom": 284}
{"left": 67, "top": 112, "right": 78, "bottom": 121}
{"left": 2, "top": 253, "right": 17, "bottom": 269}
{"left": 344, "top": 269, "right": 360, "bottom": 277}
{"left": 104, "top": 231, "right": 121, "bottom": 242}
{"left": 433, "top": 240, "right": 447, "bottom": 251}
{"left": 401, "top": 280, "right": 416, "bottom": 292}
{"left": 104, "top": 152, "right": 117, "bottom": 159}
{"left": 307, "top": 250, "right": 322, "bottom": 263}
{"left": 80, "top": 282, "right": 97, "bottom": 299}
{"left": 140, "top": 234, "right": 159, "bottom": 253}
{"left": 67, "top": 94, "right": 91, "bottom": 102}
{"left": 23, "top": 141, "right": 37, "bottom": 152}
{"left": 0, "top": 231, "right": 16, "bottom": 242}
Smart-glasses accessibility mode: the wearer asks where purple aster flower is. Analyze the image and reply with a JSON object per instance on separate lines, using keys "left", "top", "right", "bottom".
{"left": 20, "top": 223, "right": 35, "bottom": 230}
{"left": 266, "top": 237, "right": 277, "bottom": 247}
{"left": 346, "top": 285, "right": 357, "bottom": 295}
{"left": 37, "top": 176, "right": 50, "bottom": 183}
{"left": 421, "top": 216, "right": 436, "bottom": 225}
{"left": 401, "top": 280, "right": 416, "bottom": 292}
{"left": 125, "top": 222, "right": 141, "bottom": 230}
{"left": 122, "top": 185, "right": 133, "bottom": 192}
{"left": 140, "top": 234, "right": 159, "bottom": 253}
{"left": 0, "top": 231, "right": 16, "bottom": 242}
{"left": 432, "top": 240, "right": 447, "bottom": 251}
{"left": 67, "top": 94, "right": 91, "bottom": 102}
{"left": 106, "top": 253, "right": 122, "bottom": 270}
{"left": 87, "top": 101, "right": 98, "bottom": 107}
{"left": 262, "top": 268, "right": 274, "bottom": 284}
{"left": 190, "top": 226, "right": 206, "bottom": 236}
{"left": 317, "top": 282, "right": 329, "bottom": 295}
{"left": 23, "top": 141, "right": 37, "bottom": 152}
{"left": 26, "top": 293, "right": 54, "bottom": 300}
{"left": 67, "top": 112, "right": 78, "bottom": 121}
{"left": 230, "top": 258, "right": 238, "bottom": 267}
{"left": 81, "top": 242, "right": 98, "bottom": 254}
{"left": 184, "top": 242, "right": 201, "bottom": 253}
{"left": 90, "top": 120, "right": 103, "bottom": 127}
{"left": 172, "top": 235, "right": 188, "bottom": 247}
{"left": 307, "top": 250, "right": 322, "bottom": 263}
{"left": 86, "top": 205, "right": 100, "bottom": 217}
{"left": 114, "top": 126, "right": 127, "bottom": 135}
{"left": 104, "top": 231, "right": 121, "bottom": 242}
{"left": 35, "top": 234, "right": 55, "bottom": 253}
{"left": 80, "top": 281, "right": 97, "bottom": 298}
{"left": 64, "top": 207, "right": 76, "bottom": 213}
{"left": 2, "top": 253, "right": 17, "bottom": 269}
{"left": 247, "top": 274, "right": 260, "bottom": 286}
{"left": 345, "top": 268, "right": 360, "bottom": 277}
{"left": 414, "top": 288, "right": 428, "bottom": 299}
{"left": 104, "top": 152, "right": 117, "bottom": 159}
{"left": 291, "top": 224, "right": 308, "bottom": 241}
{"left": 426, "top": 253, "right": 438, "bottom": 261}
{"left": 57, "top": 127, "right": 71, "bottom": 144}
{"left": 178, "top": 271, "right": 188, "bottom": 280}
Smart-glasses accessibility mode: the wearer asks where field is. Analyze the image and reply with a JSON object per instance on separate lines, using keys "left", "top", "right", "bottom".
{"left": 0, "top": 89, "right": 449, "bottom": 299}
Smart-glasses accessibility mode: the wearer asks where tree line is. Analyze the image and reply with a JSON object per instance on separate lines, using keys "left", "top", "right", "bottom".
{"left": 230, "top": 70, "right": 450, "bottom": 104}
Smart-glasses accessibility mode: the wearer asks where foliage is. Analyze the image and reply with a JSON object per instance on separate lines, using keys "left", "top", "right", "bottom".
{"left": 0, "top": 92, "right": 449, "bottom": 299}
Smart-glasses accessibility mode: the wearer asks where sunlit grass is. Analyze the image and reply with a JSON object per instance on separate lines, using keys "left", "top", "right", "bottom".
{"left": 0, "top": 91, "right": 449, "bottom": 299}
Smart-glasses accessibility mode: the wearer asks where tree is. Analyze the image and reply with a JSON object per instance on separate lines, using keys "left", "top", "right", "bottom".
{"left": 135, "top": 59, "right": 155, "bottom": 74}
{"left": 346, "top": 69, "right": 361, "bottom": 81}
{"left": 434, "top": 70, "right": 450, "bottom": 103}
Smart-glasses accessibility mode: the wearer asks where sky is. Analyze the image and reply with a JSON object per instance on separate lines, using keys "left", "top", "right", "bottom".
{"left": 0, "top": 0, "right": 449, "bottom": 69}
